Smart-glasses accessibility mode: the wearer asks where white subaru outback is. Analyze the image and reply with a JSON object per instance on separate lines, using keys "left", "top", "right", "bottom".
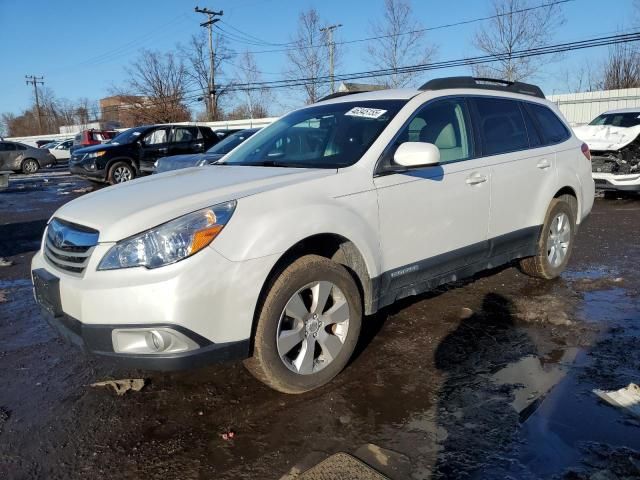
{"left": 32, "top": 77, "right": 595, "bottom": 393}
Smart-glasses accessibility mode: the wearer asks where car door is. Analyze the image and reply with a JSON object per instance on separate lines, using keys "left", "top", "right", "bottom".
{"left": 169, "top": 126, "right": 203, "bottom": 156}
{"left": 0, "top": 143, "right": 8, "bottom": 169}
{"left": 470, "top": 97, "right": 558, "bottom": 257}
{"left": 374, "top": 97, "right": 491, "bottom": 298}
{"left": 140, "top": 127, "right": 170, "bottom": 171}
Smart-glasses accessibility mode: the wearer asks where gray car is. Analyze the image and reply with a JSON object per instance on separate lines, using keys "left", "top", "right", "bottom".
{"left": 154, "top": 128, "right": 260, "bottom": 174}
{"left": 0, "top": 141, "right": 56, "bottom": 174}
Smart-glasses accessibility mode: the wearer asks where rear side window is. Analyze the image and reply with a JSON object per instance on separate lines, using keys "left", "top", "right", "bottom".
{"left": 520, "top": 103, "right": 543, "bottom": 148}
{"left": 527, "top": 103, "right": 570, "bottom": 144}
{"left": 473, "top": 97, "right": 528, "bottom": 155}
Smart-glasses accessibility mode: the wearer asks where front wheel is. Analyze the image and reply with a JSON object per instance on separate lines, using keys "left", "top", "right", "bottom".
{"left": 107, "top": 161, "right": 135, "bottom": 185}
{"left": 21, "top": 158, "right": 40, "bottom": 174}
{"left": 244, "top": 255, "right": 362, "bottom": 394}
{"left": 519, "top": 196, "right": 576, "bottom": 279}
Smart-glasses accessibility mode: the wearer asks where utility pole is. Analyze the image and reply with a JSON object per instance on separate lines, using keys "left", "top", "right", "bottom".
{"left": 195, "top": 6, "right": 223, "bottom": 121}
{"left": 25, "top": 75, "right": 44, "bottom": 134}
{"left": 320, "top": 24, "right": 342, "bottom": 93}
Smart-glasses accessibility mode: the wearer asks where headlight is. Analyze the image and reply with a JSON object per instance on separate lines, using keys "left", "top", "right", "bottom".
{"left": 98, "top": 201, "right": 236, "bottom": 270}
{"left": 86, "top": 151, "right": 106, "bottom": 159}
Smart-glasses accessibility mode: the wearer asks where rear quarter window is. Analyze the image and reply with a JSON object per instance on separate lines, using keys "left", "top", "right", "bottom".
{"left": 527, "top": 103, "right": 570, "bottom": 145}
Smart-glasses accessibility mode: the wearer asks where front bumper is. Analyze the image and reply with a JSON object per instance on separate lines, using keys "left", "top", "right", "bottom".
{"left": 592, "top": 172, "right": 640, "bottom": 191}
{"left": 69, "top": 163, "right": 106, "bottom": 180}
{"left": 31, "top": 242, "right": 279, "bottom": 369}
{"left": 40, "top": 306, "right": 249, "bottom": 370}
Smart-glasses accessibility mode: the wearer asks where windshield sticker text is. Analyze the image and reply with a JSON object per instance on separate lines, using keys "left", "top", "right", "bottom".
{"left": 345, "top": 107, "right": 387, "bottom": 119}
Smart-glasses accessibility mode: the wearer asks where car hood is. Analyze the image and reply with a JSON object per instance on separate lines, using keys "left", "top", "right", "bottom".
{"left": 573, "top": 124, "right": 640, "bottom": 151}
{"left": 75, "top": 143, "right": 124, "bottom": 154}
{"left": 53, "top": 165, "right": 335, "bottom": 242}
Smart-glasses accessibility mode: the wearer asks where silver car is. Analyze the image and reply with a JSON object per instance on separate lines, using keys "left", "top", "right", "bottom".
{"left": 0, "top": 141, "right": 56, "bottom": 174}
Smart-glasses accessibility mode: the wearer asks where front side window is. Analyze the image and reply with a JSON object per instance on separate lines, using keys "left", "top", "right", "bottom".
{"left": 474, "top": 97, "right": 529, "bottom": 156}
{"left": 223, "top": 100, "right": 406, "bottom": 168}
{"left": 528, "top": 103, "right": 570, "bottom": 144}
{"left": 396, "top": 98, "right": 472, "bottom": 164}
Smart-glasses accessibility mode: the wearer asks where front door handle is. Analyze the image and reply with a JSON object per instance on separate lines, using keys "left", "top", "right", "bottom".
{"left": 465, "top": 173, "right": 488, "bottom": 185}
{"left": 536, "top": 159, "right": 551, "bottom": 169}
{"left": 158, "top": 147, "right": 168, "bottom": 154}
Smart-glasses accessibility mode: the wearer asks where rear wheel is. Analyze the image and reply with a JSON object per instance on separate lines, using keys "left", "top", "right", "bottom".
{"left": 107, "top": 161, "right": 135, "bottom": 185}
{"left": 21, "top": 158, "right": 39, "bottom": 174}
{"left": 245, "top": 255, "right": 362, "bottom": 394}
{"left": 519, "top": 196, "right": 576, "bottom": 279}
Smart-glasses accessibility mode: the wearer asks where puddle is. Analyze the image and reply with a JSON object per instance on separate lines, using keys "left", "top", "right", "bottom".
{"left": 472, "top": 282, "right": 640, "bottom": 478}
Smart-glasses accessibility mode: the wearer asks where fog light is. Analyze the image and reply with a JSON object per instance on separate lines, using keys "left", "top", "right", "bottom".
{"left": 112, "top": 327, "right": 199, "bottom": 354}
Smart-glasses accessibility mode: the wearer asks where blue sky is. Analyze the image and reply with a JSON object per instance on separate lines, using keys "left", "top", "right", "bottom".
{"left": 0, "top": 0, "right": 637, "bottom": 116}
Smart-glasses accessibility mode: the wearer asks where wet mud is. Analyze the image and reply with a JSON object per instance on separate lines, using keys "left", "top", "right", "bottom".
{"left": 0, "top": 172, "right": 639, "bottom": 479}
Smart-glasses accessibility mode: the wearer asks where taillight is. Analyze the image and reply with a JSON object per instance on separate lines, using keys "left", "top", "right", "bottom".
{"left": 581, "top": 142, "right": 591, "bottom": 161}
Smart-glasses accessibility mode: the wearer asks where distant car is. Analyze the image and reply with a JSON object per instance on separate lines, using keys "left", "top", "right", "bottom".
{"left": 69, "top": 124, "right": 218, "bottom": 184}
{"left": 214, "top": 128, "right": 243, "bottom": 140}
{"left": 70, "top": 129, "right": 118, "bottom": 153}
{"left": 573, "top": 108, "right": 640, "bottom": 194}
{"left": 154, "top": 128, "right": 260, "bottom": 173}
{"left": 40, "top": 141, "right": 60, "bottom": 150}
{"left": 36, "top": 139, "right": 56, "bottom": 148}
{"left": 48, "top": 139, "right": 74, "bottom": 162}
{"left": 0, "top": 141, "right": 56, "bottom": 173}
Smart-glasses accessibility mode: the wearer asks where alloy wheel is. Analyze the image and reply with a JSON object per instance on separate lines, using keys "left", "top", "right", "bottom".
{"left": 276, "top": 281, "right": 350, "bottom": 375}
{"left": 546, "top": 212, "right": 571, "bottom": 267}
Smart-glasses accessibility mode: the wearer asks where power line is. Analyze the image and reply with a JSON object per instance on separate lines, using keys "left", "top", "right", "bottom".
{"left": 26, "top": 30, "right": 640, "bottom": 120}
{"left": 222, "top": 0, "right": 577, "bottom": 57}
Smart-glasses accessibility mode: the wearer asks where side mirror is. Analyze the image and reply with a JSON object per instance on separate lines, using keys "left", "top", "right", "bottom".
{"left": 393, "top": 142, "right": 440, "bottom": 168}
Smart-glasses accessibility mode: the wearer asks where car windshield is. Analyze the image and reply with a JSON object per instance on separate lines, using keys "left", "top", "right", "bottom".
{"left": 222, "top": 100, "right": 407, "bottom": 168}
{"left": 589, "top": 112, "right": 640, "bottom": 128}
{"left": 207, "top": 130, "right": 258, "bottom": 155}
{"left": 109, "top": 127, "right": 146, "bottom": 145}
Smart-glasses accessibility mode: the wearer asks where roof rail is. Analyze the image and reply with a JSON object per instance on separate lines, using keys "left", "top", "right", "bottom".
{"left": 316, "top": 91, "right": 366, "bottom": 102}
{"left": 419, "top": 76, "right": 545, "bottom": 99}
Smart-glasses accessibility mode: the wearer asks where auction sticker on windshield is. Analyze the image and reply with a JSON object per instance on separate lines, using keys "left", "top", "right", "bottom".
{"left": 345, "top": 107, "right": 387, "bottom": 119}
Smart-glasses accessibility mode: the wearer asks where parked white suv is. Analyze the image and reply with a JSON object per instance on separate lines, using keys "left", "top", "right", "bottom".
{"left": 32, "top": 77, "right": 594, "bottom": 393}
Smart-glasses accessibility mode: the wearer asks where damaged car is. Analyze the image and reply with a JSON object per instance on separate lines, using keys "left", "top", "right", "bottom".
{"left": 574, "top": 108, "right": 640, "bottom": 194}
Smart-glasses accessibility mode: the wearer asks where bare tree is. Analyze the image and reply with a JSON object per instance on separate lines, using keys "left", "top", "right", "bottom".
{"left": 230, "top": 51, "right": 273, "bottom": 119}
{"left": 366, "top": 0, "right": 437, "bottom": 88}
{"left": 286, "top": 8, "right": 332, "bottom": 104}
{"left": 597, "top": 42, "right": 640, "bottom": 90}
{"left": 179, "top": 32, "right": 232, "bottom": 121}
{"left": 473, "top": 0, "right": 565, "bottom": 81}
{"left": 114, "top": 49, "right": 191, "bottom": 124}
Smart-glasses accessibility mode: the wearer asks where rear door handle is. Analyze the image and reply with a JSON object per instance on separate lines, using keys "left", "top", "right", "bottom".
{"left": 536, "top": 159, "right": 551, "bottom": 169}
{"left": 465, "top": 172, "right": 488, "bottom": 185}
{"left": 158, "top": 147, "right": 168, "bottom": 153}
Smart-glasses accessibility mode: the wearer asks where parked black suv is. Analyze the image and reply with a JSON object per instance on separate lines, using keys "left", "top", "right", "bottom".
{"left": 69, "top": 124, "right": 218, "bottom": 184}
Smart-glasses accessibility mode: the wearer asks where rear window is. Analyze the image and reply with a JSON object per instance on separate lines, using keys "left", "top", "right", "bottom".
{"left": 473, "top": 97, "right": 528, "bottom": 155}
{"left": 528, "top": 103, "right": 570, "bottom": 144}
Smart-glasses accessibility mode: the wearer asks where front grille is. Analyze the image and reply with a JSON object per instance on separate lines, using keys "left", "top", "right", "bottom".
{"left": 69, "top": 153, "right": 86, "bottom": 165}
{"left": 43, "top": 218, "right": 99, "bottom": 274}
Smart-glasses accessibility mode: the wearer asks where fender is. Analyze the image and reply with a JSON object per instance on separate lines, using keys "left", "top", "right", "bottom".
{"left": 213, "top": 191, "right": 382, "bottom": 281}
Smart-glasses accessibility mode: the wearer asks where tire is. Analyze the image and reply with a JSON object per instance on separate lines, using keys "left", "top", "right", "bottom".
{"left": 21, "top": 158, "right": 40, "bottom": 174}
{"left": 107, "top": 161, "right": 135, "bottom": 185}
{"left": 519, "top": 195, "right": 576, "bottom": 279}
{"left": 244, "top": 255, "right": 362, "bottom": 394}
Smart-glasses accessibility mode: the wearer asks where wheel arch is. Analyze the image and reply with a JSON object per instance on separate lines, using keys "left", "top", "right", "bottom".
{"left": 553, "top": 185, "right": 579, "bottom": 223}
{"left": 249, "top": 233, "right": 376, "bottom": 354}
{"left": 106, "top": 157, "right": 138, "bottom": 174}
